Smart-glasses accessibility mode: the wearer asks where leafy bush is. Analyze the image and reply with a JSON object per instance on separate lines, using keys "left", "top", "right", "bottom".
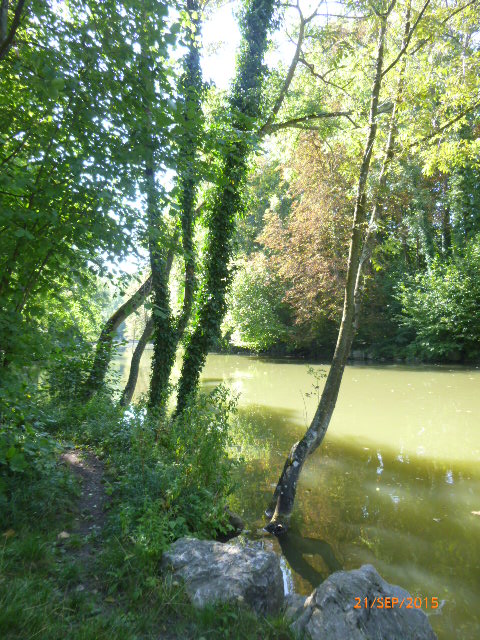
{"left": 224, "top": 254, "right": 290, "bottom": 351}
{"left": 0, "top": 420, "right": 76, "bottom": 527}
{"left": 82, "top": 388, "right": 239, "bottom": 559}
{"left": 397, "top": 235, "right": 480, "bottom": 360}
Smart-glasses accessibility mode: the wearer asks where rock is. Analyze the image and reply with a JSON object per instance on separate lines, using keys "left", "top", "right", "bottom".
{"left": 161, "top": 537, "right": 284, "bottom": 615}
{"left": 290, "top": 564, "right": 437, "bottom": 640}
{"left": 57, "top": 531, "right": 70, "bottom": 540}
{"left": 284, "top": 592, "right": 307, "bottom": 620}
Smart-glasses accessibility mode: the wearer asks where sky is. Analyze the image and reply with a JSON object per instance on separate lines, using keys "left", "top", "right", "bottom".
{"left": 201, "top": 2, "right": 241, "bottom": 90}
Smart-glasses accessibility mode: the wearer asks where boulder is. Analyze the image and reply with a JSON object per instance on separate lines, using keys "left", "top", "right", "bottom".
{"left": 161, "top": 537, "right": 284, "bottom": 615}
{"left": 284, "top": 592, "right": 307, "bottom": 620}
{"left": 291, "top": 564, "right": 437, "bottom": 640}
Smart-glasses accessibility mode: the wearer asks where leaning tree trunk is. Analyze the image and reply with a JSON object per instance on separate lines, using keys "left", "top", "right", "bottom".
{"left": 175, "top": 0, "right": 277, "bottom": 415}
{"left": 82, "top": 275, "right": 152, "bottom": 401}
{"left": 119, "top": 243, "right": 176, "bottom": 406}
{"left": 264, "top": 8, "right": 394, "bottom": 535}
{"left": 119, "top": 316, "right": 154, "bottom": 406}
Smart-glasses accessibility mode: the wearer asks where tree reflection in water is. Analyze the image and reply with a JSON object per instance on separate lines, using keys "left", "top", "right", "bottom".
{"left": 277, "top": 531, "right": 342, "bottom": 587}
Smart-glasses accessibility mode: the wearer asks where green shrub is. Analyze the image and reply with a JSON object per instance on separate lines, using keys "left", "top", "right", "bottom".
{"left": 397, "top": 235, "right": 480, "bottom": 360}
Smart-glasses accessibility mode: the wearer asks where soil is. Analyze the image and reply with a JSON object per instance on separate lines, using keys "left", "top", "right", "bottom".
{"left": 60, "top": 449, "right": 108, "bottom": 567}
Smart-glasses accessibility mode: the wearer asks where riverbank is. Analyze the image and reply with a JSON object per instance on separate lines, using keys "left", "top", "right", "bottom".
{"left": 1, "top": 394, "right": 294, "bottom": 640}
{"left": 3, "top": 356, "right": 480, "bottom": 638}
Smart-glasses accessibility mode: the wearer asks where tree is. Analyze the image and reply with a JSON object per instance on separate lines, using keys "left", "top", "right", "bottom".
{"left": 175, "top": 0, "right": 278, "bottom": 414}
{"left": 398, "top": 235, "right": 480, "bottom": 361}
{"left": 0, "top": 0, "right": 171, "bottom": 372}
{"left": 264, "top": 0, "right": 480, "bottom": 532}
{"left": 259, "top": 136, "right": 352, "bottom": 345}
{"left": 265, "top": 0, "right": 407, "bottom": 533}
{"left": 149, "top": 0, "right": 204, "bottom": 410}
{"left": 223, "top": 253, "right": 290, "bottom": 351}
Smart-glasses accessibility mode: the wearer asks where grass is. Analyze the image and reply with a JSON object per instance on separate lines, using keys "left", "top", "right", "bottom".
{"left": 0, "top": 391, "right": 295, "bottom": 640}
{"left": 0, "top": 528, "right": 294, "bottom": 639}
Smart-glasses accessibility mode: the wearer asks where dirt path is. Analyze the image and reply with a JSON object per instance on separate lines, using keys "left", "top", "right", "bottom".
{"left": 61, "top": 450, "right": 108, "bottom": 566}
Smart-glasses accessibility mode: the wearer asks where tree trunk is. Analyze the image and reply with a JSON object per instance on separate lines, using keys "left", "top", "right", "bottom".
{"left": 0, "top": 0, "right": 26, "bottom": 61}
{"left": 175, "top": 0, "right": 202, "bottom": 340}
{"left": 119, "top": 316, "right": 154, "bottom": 407}
{"left": 146, "top": 158, "right": 177, "bottom": 410}
{"left": 120, "top": 244, "right": 175, "bottom": 407}
{"left": 148, "top": 0, "right": 202, "bottom": 411}
{"left": 81, "top": 275, "right": 152, "bottom": 400}
{"left": 175, "top": 0, "right": 277, "bottom": 415}
{"left": 264, "top": 11, "right": 392, "bottom": 535}
{"left": 0, "top": 0, "right": 8, "bottom": 44}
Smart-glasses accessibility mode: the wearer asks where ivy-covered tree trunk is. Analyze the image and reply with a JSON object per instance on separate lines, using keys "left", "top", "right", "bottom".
{"left": 82, "top": 275, "right": 152, "bottom": 400}
{"left": 175, "top": 0, "right": 202, "bottom": 340}
{"left": 175, "top": 0, "right": 277, "bottom": 415}
{"left": 146, "top": 148, "right": 177, "bottom": 409}
{"left": 264, "top": 8, "right": 394, "bottom": 534}
{"left": 148, "top": 0, "right": 203, "bottom": 410}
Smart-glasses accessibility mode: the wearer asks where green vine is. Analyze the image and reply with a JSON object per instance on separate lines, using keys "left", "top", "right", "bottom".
{"left": 176, "top": 0, "right": 277, "bottom": 414}
{"left": 149, "top": 0, "right": 204, "bottom": 410}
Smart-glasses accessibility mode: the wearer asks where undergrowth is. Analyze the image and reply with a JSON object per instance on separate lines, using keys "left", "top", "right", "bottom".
{"left": 0, "top": 386, "right": 294, "bottom": 639}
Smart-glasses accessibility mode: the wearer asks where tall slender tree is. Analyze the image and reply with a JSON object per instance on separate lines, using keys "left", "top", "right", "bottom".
{"left": 262, "top": 0, "right": 478, "bottom": 532}
{"left": 149, "top": 0, "right": 204, "bottom": 410}
{"left": 175, "top": 0, "right": 278, "bottom": 414}
{"left": 264, "top": 0, "right": 399, "bottom": 534}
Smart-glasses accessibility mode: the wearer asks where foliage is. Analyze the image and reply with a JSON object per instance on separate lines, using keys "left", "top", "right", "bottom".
{"left": 0, "top": 421, "right": 75, "bottom": 527}
{"left": 397, "top": 235, "right": 480, "bottom": 361}
{"left": 1, "top": 379, "right": 288, "bottom": 638}
{"left": 0, "top": 530, "right": 293, "bottom": 639}
{"left": 112, "top": 389, "right": 236, "bottom": 556}
{"left": 1, "top": 0, "right": 480, "bottom": 636}
{"left": 259, "top": 137, "right": 352, "bottom": 339}
{"left": 224, "top": 254, "right": 291, "bottom": 351}
{"left": 226, "top": 0, "right": 480, "bottom": 362}
{"left": 0, "top": 0, "right": 155, "bottom": 368}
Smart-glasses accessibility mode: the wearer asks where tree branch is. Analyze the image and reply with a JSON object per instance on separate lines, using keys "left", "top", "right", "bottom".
{"left": 409, "top": 97, "right": 480, "bottom": 150}
{"left": 0, "top": 0, "right": 26, "bottom": 61}
{"left": 260, "top": 110, "right": 354, "bottom": 135}
{"left": 258, "top": 4, "right": 307, "bottom": 137}
{"left": 408, "top": 0, "right": 478, "bottom": 57}
{"left": 298, "top": 56, "right": 354, "bottom": 99}
{"left": 381, "top": 0, "right": 430, "bottom": 77}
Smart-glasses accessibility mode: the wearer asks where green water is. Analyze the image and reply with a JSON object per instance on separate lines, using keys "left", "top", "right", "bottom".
{"left": 115, "top": 350, "right": 480, "bottom": 639}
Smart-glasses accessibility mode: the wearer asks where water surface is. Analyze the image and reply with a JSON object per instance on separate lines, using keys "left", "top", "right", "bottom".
{"left": 115, "top": 350, "right": 480, "bottom": 639}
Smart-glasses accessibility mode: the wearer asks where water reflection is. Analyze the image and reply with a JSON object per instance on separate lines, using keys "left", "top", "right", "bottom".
{"left": 277, "top": 533, "right": 342, "bottom": 587}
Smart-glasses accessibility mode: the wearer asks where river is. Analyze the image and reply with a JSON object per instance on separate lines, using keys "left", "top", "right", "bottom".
{"left": 115, "top": 349, "right": 480, "bottom": 639}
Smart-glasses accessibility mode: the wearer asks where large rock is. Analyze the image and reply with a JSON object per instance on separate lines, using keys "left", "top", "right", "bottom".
{"left": 161, "top": 537, "right": 284, "bottom": 615}
{"left": 291, "top": 564, "right": 437, "bottom": 640}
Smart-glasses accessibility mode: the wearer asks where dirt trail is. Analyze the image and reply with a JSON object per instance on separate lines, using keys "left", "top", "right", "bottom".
{"left": 61, "top": 450, "right": 108, "bottom": 564}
